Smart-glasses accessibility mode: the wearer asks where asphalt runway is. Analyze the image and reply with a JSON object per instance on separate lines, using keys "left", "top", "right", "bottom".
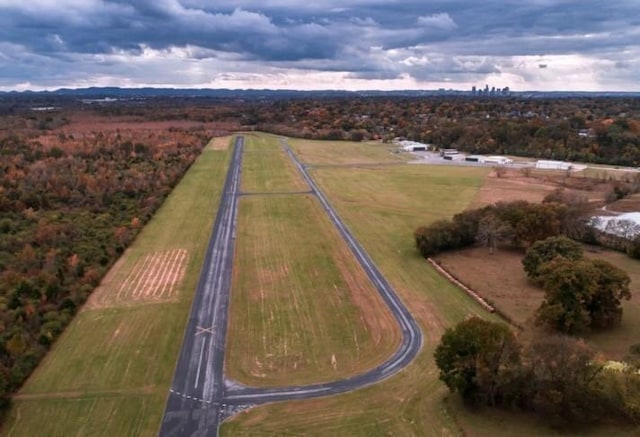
{"left": 159, "top": 136, "right": 244, "bottom": 436}
{"left": 160, "top": 136, "right": 423, "bottom": 436}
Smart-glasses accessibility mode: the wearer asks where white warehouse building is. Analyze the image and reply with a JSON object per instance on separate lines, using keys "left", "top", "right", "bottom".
{"left": 536, "top": 160, "right": 572, "bottom": 170}
{"left": 483, "top": 156, "right": 513, "bottom": 165}
{"left": 399, "top": 141, "right": 428, "bottom": 152}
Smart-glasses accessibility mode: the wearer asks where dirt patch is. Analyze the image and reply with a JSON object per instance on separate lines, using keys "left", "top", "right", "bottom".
{"left": 87, "top": 249, "right": 188, "bottom": 308}
{"left": 434, "top": 247, "right": 544, "bottom": 326}
{"left": 471, "top": 168, "right": 610, "bottom": 209}
{"left": 207, "top": 135, "right": 232, "bottom": 150}
{"left": 471, "top": 171, "right": 557, "bottom": 208}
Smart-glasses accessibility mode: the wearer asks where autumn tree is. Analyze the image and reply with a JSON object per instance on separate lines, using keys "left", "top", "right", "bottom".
{"left": 434, "top": 317, "right": 521, "bottom": 405}
{"left": 522, "top": 334, "right": 606, "bottom": 423}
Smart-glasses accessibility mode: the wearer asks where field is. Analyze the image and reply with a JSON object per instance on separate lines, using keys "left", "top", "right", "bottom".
{"left": 3, "top": 139, "right": 232, "bottom": 435}
{"left": 223, "top": 141, "right": 509, "bottom": 435}
{"left": 226, "top": 195, "right": 400, "bottom": 385}
{"left": 242, "top": 133, "right": 309, "bottom": 192}
{"left": 226, "top": 133, "right": 401, "bottom": 385}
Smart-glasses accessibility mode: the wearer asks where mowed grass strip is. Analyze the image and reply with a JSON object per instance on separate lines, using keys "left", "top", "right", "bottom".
{"left": 4, "top": 144, "right": 232, "bottom": 436}
{"left": 289, "top": 137, "right": 411, "bottom": 166}
{"left": 5, "top": 394, "right": 165, "bottom": 437}
{"left": 226, "top": 194, "right": 400, "bottom": 386}
{"left": 241, "top": 133, "right": 308, "bottom": 193}
{"left": 223, "top": 164, "right": 507, "bottom": 436}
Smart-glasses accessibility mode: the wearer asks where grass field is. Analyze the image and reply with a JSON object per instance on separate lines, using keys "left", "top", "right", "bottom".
{"left": 289, "top": 138, "right": 410, "bottom": 166}
{"left": 223, "top": 157, "right": 510, "bottom": 435}
{"left": 242, "top": 133, "right": 308, "bottom": 192}
{"left": 226, "top": 194, "right": 400, "bottom": 386}
{"left": 3, "top": 138, "right": 232, "bottom": 436}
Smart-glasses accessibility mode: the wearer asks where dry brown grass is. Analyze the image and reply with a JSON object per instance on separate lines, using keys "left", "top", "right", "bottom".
{"left": 607, "top": 192, "right": 640, "bottom": 212}
{"left": 471, "top": 167, "right": 610, "bottom": 209}
{"left": 207, "top": 135, "right": 232, "bottom": 150}
{"left": 435, "top": 247, "right": 543, "bottom": 326}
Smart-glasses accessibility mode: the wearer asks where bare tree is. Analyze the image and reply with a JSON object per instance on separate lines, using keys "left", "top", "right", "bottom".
{"left": 476, "top": 212, "right": 514, "bottom": 254}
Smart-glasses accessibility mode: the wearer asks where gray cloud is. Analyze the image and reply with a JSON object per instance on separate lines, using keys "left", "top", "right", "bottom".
{"left": 0, "top": 0, "right": 639, "bottom": 90}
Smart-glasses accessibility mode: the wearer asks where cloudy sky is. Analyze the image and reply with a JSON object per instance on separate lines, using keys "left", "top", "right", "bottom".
{"left": 1, "top": 0, "right": 639, "bottom": 91}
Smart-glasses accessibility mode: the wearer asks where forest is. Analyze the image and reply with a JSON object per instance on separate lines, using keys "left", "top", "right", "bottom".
{"left": 0, "top": 104, "right": 226, "bottom": 412}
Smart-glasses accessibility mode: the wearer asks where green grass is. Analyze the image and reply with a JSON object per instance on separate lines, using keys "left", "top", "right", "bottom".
{"left": 289, "top": 137, "right": 411, "bottom": 166}
{"left": 3, "top": 143, "right": 232, "bottom": 436}
{"left": 21, "top": 305, "right": 184, "bottom": 394}
{"left": 223, "top": 162, "right": 507, "bottom": 435}
{"left": 241, "top": 133, "right": 308, "bottom": 192}
{"left": 226, "top": 194, "right": 400, "bottom": 386}
{"left": 5, "top": 394, "right": 164, "bottom": 437}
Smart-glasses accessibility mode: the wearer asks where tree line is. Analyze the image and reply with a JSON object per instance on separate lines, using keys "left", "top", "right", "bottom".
{"left": 242, "top": 96, "right": 640, "bottom": 166}
{"left": 0, "top": 128, "right": 207, "bottom": 412}
{"left": 435, "top": 317, "right": 640, "bottom": 428}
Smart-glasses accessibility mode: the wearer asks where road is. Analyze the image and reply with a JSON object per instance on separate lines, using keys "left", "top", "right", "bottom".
{"left": 160, "top": 136, "right": 423, "bottom": 436}
{"left": 159, "top": 136, "right": 243, "bottom": 436}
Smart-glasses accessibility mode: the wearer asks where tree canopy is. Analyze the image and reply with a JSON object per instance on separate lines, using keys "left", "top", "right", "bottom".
{"left": 522, "top": 236, "right": 584, "bottom": 281}
{"left": 536, "top": 257, "right": 631, "bottom": 333}
{"left": 434, "top": 317, "right": 521, "bottom": 405}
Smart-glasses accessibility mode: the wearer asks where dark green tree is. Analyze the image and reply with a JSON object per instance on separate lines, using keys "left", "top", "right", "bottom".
{"left": 587, "top": 260, "right": 631, "bottom": 329}
{"left": 434, "top": 317, "right": 520, "bottom": 405}
{"left": 536, "top": 258, "right": 631, "bottom": 333}
{"left": 522, "top": 236, "right": 583, "bottom": 282}
{"left": 536, "top": 258, "right": 597, "bottom": 333}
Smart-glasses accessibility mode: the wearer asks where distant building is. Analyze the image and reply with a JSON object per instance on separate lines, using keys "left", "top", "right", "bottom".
{"left": 536, "top": 160, "right": 572, "bottom": 170}
{"left": 440, "top": 148, "right": 458, "bottom": 157}
{"left": 483, "top": 156, "right": 513, "bottom": 165}
{"left": 443, "top": 153, "right": 465, "bottom": 161}
{"left": 398, "top": 140, "right": 428, "bottom": 152}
